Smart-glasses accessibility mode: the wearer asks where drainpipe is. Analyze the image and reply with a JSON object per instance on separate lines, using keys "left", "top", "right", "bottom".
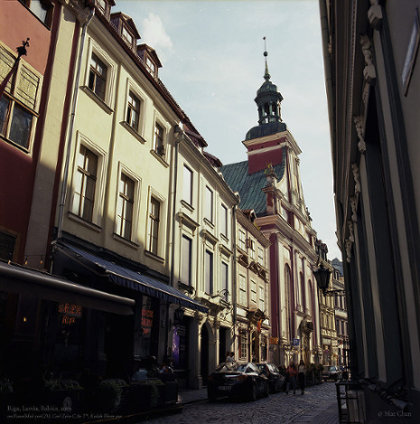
{"left": 55, "top": 7, "right": 95, "bottom": 242}
{"left": 231, "top": 203, "right": 238, "bottom": 352}
{"left": 166, "top": 125, "right": 182, "bottom": 357}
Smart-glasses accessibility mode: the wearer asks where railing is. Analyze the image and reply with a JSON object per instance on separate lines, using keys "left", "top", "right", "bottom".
{"left": 336, "top": 380, "right": 366, "bottom": 423}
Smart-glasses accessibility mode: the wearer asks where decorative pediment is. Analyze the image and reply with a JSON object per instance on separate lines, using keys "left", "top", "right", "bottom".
{"left": 201, "top": 229, "right": 218, "bottom": 245}
{"left": 246, "top": 308, "right": 266, "bottom": 323}
{"left": 177, "top": 212, "right": 199, "bottom": 232}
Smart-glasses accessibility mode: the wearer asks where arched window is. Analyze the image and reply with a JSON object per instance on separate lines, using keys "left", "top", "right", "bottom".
{"left": 300, "top": 272, "right": 305, "bottom": 310}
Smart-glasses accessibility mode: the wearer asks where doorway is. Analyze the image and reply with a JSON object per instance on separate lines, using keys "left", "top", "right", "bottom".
{"left": 200, "top": 324, "right": 209, "bottom": 385}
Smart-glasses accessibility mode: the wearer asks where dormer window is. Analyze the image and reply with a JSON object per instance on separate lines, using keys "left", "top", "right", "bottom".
{"left": 110, "top": 12, "right": 140, "bottom": 51}
{"left": 122, "top": 26, "right": 133, "bottom": 46}
{"left": 95, "top": 0, "right": 113, "bottom": 19}
{"left": 137, "top": 44, "right": 162, "bottom": 78}
{"left": 146, "top": 57, "right": 156, "bottom": 75}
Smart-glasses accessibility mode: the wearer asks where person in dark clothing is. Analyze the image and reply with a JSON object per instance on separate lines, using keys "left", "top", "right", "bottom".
{"left": 298, "top": 359, "right": 306, "bottom": 395}
{"left": 285, "top": 362, "right": 297, "bottom": 394}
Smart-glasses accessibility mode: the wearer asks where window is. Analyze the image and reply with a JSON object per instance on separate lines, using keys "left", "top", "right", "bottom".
{"left": 239, "top": 331, "right": 248, "bottom": 360}
{"left": 19, "top": 0, "right": 53, "bottom": 27}
{"left": 257, "top": 247, "right": 264, "bottom": 266}
{"left": 0, "top": 232, "right": 16, "bottom": 261}
{"left": 181, "top": 235, "right": 192, "bottom": 285}
{"left": 238, "top": 229, "right": 246, "bottom": 251}
{"left": 239, "top": 274, "right": 247, "bottom": 306}
{"left": 148, "top": 197, "right": 160, "bottom": 255}
{"left": 183, "top": 166, "right": 193, "bottom": 205}
{"left": 126, "top": 91, "right": 140, "bottom": 131}
{"left": 116, "top": 173, "right": 134, "bottom": 240}
{"left": 220, "top": 204, "right": 228, "bottom": 237}
{"left": 259, "top": 286, "right": 265, "bottom": 311}
{"left": 248, "top": 238, "right": 255, "bottom": 259}
{"left": 0, "top": 47, "right": 40, "bottom": 149}
{"left": 72, "top": 145, "right": 98, "bottom": 221}
{"left": 153, "top": 122, "right": 165, "bottom": 156}
{"left": 88, "top": 53, "right": 107, "bottom": 101}
{"left": 221, "top": 262, "right": 229, "bottom": 301}
{"left": 205, "top": 186, "right": 213, "bottom": 222}
{"left": 122, "top": 26, "right": 133, "bottom": 46}
{"left": 250, "top": 280, "right": 257, "bottom": 304}
{"left": 205, "top": 250, "right": 213, "bottom": 294}
{"left": 146, "top": 57, "right": 156, "bottom": 75}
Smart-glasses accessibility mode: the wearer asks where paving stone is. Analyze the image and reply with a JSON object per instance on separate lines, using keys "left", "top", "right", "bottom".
{"left": 142, "top": 382, "right": 340, "bottom": 424}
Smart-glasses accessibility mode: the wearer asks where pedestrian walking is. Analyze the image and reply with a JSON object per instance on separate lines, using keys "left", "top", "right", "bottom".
{"left": 285, "top": 361, "right": 297, "bottom": 394}
{"left": 298, "top": 359, "right": 306, "bottom": 395}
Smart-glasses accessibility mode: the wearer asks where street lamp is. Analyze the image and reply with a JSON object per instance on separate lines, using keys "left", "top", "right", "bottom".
{"left": 313, "top": 262, "right": 345, "bottom": 295}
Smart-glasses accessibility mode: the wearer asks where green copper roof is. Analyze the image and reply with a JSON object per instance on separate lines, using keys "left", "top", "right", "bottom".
{"left": 220, "top": 151, "right": 286, "bottom": 216}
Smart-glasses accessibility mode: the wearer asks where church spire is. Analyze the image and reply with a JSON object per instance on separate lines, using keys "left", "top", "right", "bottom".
{"left": 263, "top": 36, "right": 270, "bottom": 81}
{"left": 244, "top": 38, "right": 287, "bottom": 141}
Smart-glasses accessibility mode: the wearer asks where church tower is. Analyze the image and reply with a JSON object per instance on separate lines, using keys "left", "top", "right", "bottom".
{"left": 221, "top": 40, "right": 320, "bottom": 366}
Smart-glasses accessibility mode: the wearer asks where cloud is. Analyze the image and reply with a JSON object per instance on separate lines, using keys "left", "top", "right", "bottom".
{"left": 141, "top": 13, "right": 173, "bottom": 59}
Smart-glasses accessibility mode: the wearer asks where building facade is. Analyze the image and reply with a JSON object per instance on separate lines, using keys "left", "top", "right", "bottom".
{"left": 320, "top": 0, "right": 420, "bottom": 420}
{"left": 234, "top": 208, "right": 271, "bottom": 365}
{"left": 221, "top": 56, "right": 321, "bottom": 367}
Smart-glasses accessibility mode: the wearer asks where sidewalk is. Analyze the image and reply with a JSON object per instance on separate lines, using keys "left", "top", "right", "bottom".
{"left": 178, "top": 387, "right": 208, "bottom": 405}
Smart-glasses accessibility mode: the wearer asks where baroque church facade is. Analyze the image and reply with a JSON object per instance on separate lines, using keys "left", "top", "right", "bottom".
{"left": 221, "top": 54, "right": 322, "bottom": 366}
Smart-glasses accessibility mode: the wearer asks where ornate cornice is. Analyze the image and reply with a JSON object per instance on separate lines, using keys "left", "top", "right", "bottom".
{"left": 354, "top": 116, "right": 366, "bottom": 154}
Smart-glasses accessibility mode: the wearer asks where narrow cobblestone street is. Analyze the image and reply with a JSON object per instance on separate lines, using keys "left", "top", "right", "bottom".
{"left": 144, "top": 382, "right": 339, "bottom": 424}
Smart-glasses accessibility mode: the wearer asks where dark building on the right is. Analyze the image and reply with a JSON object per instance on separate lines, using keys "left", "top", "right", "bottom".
{"left": 319, "top": 0, "right": 420, "bottom": 421}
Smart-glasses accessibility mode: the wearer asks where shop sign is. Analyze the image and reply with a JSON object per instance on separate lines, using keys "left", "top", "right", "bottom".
{"left": 58, "top": 303, "right": 82, "bottom": 325}
{"left": 269, "top": 337, "right": 279, "bottom": 345}
{"left": 292, "top": 338, "right": 300, "bottom": 347}
{"left": 141, "top": 308, "right": 154, "bottom": 335}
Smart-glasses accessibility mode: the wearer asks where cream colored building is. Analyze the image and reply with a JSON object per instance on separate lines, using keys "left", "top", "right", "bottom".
{"left": 234, "top": 209, "right": 271, "bottom": 364}
{"left": 170, "top": 127, "right": 238, "bottom": 388}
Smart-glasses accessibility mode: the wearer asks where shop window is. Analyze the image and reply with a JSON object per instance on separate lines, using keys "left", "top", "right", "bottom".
{"left": 0, "top": 232, "right": 16, "bottom": 261}
{"left": 88, "top": 53, "right": 107, "bottom": 101}
{"left": 147, "top": 197, "right": 161, "bottom": 255}
{"left": 116, "top": 173, "right": 135, "bottom": 240}
{"left": 72, "top": 145, "right": 98, "bottom": 222}
{"left": 126, "top": 91, "right": 140, "bottom": 132}
{"left": 239, "top": 331, "right": 248, "bottom": 360}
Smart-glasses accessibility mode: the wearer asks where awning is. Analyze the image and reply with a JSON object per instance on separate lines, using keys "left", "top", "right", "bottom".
{"left": 57, "top": 243, "right": 208, "bottom": 313}
{"left": 0, "top": 261, "right": 135, "bottom": 315}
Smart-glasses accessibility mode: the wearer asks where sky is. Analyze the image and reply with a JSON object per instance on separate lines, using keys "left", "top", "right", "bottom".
{"left": 119, "top": 0, "right": 342, "bottom": 260}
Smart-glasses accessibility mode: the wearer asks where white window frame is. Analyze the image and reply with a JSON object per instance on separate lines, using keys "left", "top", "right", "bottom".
{"left": 221, "top": 261, "right": 229, "bottom": 301}
{"left": 0, "top": 44, "right": 42, "bottom": 151}
{"left": 204, "top": 186, "right": 214, "bottom": 223}
{"left": 238, "top": 229, "right": 246, "bottom": 251}
{"left": 239, "top": 274, "right": 247, "bottom": 306}
{"left": 259, "top": 286, "right": 265, "bottom": 311}
{"left": 145, "top": 187, "right": 166, "bottom": 258}
{"left": 70, "top": 133, "right": 107, "bottom": 226}
{"left": 114, "top": 163, "right": 141, "bottom": 242}
{"left": 85, "top": 40, "right": 116, "bottom": 108}
{"left": 180, "top": 234, "right": 193, "bottom": 286}
{"left": 257, "top": 247, "right": 264, "bottom": 266}
{"left": 183, "top": 165, "right": 193, "bottom": 206}
{"left": 220, "top": 203, "right": 228, "bottom": 238}
{"left": 250, "top": 280, "right": 257, "bottom": 304}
